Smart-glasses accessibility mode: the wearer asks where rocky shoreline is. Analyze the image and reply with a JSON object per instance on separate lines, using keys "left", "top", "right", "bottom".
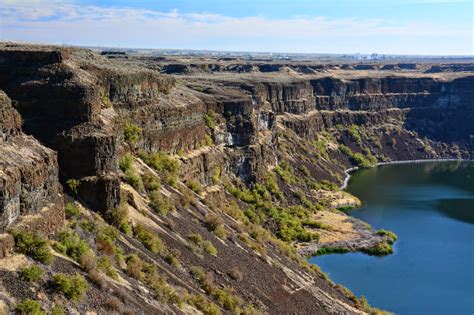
{"left": 341, "top": 158, "right": 473, "bottom": 189}
{"left": 298, "top": 214, "right": 391, "bottom": 257}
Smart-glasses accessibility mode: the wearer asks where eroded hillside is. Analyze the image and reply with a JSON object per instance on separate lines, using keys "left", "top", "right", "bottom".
{"left": 0, "top": 43, "right": 472, "bottom": 314}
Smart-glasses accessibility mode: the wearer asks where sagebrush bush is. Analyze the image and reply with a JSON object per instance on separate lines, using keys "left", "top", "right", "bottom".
{"left": 191, "top": 266, "right": 242, "bottom": 312}
{"left": 134, "top": 224, "right": 166, "bottom": 255}
{"left": 123, "top": 122, "right": 141, "bottom": 145}
{"left": 125, "top": 254, "right": 143, "bottom": 280}
{"left": 149, "top": 190, "right": 175, "bottom": 216}
{"left": 186, "top": 179, "right": 202, "bottom": 194}
{"left": 316, "top": 247, "right": 350, "bottom": 256}
{"left": 65, "top": 202, "right": 81, "bottom": 219}
{"left": 375, "top": 229, "right": 398, "bottom": 244}
{"left": 105, "top": 204, "right": 132, "bottom": 235}
{"left": 139, "top": 151, "right": 179, "bottom": 186}
{"left": 204, "top": 110, "right": 217, "bottom": 129}
{"left": 142, "top": 172, "right": 161, "bottom": 191}
{"left": 211, "top": 167, "right": 221, "bottom": 185}
{"left": 19, "top": 265, "right": 43, "bottom": 282}
{"left": 204, "top": 214, "right": 227, "bottom": 239}
{"left": 66, "top": 179, "right": 80, "bottom": 194}
{"left": 188, "top": 233, "right": 218, "bottom": 256}
{"left": 50, "top": 303, "right": 65, "bottom": 315}
{"left": 52, "top": 273, "right": 88, "bottom": 302}
{"left": 15, "top": 299, "right": 43, "bottom": 315}
{"left": 13, "top": 231, "right": 53, "bottom": 264}
{"left": 188, "top": 293, "right": 221, "bottom": 315}
{"left": 97, "top": 256, "right": 118, "bottom": 279}
{"left": 363, "top": 243, "right": 393, "bottom": 256}
{"left": 119, "top": 153, "right": 134, "bottom": 172}
{"left": 227, "top": 267, "right": 243, "bottom": 282}
{"left": 54, "top": 230, "right": 90, "bottom": 261}
{"left": 124, "top": 169, "right": 144, "bottom": 191}
{"left": 79, "top": 251, "right": 97, "bottom": 272}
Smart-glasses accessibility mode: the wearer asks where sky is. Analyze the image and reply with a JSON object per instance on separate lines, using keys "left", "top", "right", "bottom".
{"left": 0, "top": 0, "right": 473, "bottom": 55}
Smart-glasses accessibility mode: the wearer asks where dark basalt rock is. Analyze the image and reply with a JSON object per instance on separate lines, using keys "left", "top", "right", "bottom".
{"left": 0, "top": 90, "right": 63, "bottom": 233}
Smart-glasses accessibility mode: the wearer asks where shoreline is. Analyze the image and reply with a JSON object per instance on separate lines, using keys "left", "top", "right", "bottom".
{"left": 340, "top": 158, "right": 473, "bottom": 190}
{"left": 298, "top": 158, "right": 474, "bottom": 257}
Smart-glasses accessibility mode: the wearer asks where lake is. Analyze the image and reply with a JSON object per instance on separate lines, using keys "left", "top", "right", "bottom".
{"left": 308, "top": 161, "right": 474, "bottom": 315}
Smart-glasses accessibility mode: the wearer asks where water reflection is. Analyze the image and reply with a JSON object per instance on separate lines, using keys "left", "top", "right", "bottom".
{"left": 310, "top": 161, "right": 474, "bottom": 315}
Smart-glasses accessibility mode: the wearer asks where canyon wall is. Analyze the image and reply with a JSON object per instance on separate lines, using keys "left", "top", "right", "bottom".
{"left": 1, "top": 44, "right": 473, "bottom": 231}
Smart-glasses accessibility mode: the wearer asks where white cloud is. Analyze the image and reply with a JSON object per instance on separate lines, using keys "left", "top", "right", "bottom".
{"left": 0, "top": 1, "right": 472, "bottom": 55}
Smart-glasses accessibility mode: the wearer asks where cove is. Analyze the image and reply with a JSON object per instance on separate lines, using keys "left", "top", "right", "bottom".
{"left": 309, "top": 161, "right": 474, "bottom": 315}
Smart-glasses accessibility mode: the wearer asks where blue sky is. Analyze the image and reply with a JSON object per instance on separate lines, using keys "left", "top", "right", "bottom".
{"left": 0, "top": 0, "right": 472, "bottom": 55}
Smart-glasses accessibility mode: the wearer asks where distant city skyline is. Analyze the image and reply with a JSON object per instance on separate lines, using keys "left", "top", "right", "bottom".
{"left": 0, "top": 0, "right": 472, "bottom": 55}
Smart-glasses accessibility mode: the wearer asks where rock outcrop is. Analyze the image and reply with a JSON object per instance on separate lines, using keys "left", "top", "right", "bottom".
{"left": 0, "top": 90, "right": 63, "bottom": 236}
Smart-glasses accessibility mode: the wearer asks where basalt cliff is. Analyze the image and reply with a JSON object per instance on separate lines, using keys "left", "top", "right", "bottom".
{"left": 0, "top": 43, "right": 472, "bottom": 314}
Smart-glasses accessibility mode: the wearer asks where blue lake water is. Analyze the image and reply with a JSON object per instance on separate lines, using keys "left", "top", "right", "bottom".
{"left": 308, "top": 161, "right": 474, "bottom": 315}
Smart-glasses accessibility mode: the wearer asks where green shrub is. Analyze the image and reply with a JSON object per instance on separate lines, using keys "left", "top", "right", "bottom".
{"left": 119, "top": 154, "right": 144, "bottom": 190}
{"left": 204, "top": 214, "right": 227, "bottom": 239}
{"left": 66, "top": 179, "right": 80, "bottom": 194}
{"left": 79, "top": 250, "right": 97, "bottom": 272}
{"left": 338, "top": 205, "right": 354, "bottom": 212}
{"left": 204, "top": 110, "right": 217, "bottom": 129}
{"left": 134, "top": 224, "right": 166, "bottom": 255}
{"left": 316, "top": 247, "right": 350, "bottom": 256}
{"left": 101, "top": 94, "right": 112, "bottom": 108}
{"left": 298, "top": 165, "right": 311, "bottom": 177}
{"left": 339, "top": 145, "right": 375, "bottom": 168}
{"left": 202, "top": 241, "right": 218, "bottom": 256}
{"left": 264, "top": 173, "right": 283, "bottom": 199}
{"left": 142, "top": 172, "right": 161, "bottom": 191}
{"left": 320, "top": 180, "right": 340, "bottom": 191}
{"left": 80, "top": 219, "right": 97, "bottom": 233}
{"left": 203, "top": 134, "right": 214, "bottom": 146}
{"left": 188, "top": 233, "right": 217, "bottom": 256}
{"left": 164, "top": 253, "right": 181, "bottom": 268}
{"left": 51, "top": 273, "right": 88, "bottom": 302}
{"left": 375, "top": 229, "right": 398, "bottom": 244}
{"left": 97, "top": 256, "right": 118, "bottom": 279}
{"left": 188, "top": 233, "right": 203, "bottom": 245}
{"left": 13, "top": 231, "right": 53, "bottom": 264}
{"left": 15, "top": 299, "right": 44, "bottom": 315}
{"left": 186, "top": 179, "right": 202, "bottom": 194}
{"left": 348, "top": 124, "right": 363, "bottom": 145}
{"left": 19, "top": 265, "right": 43, "bottom": 282}
{"left": 188, "top": 294, "right": 222, "bottom": 315}
{"left": 123, "top": 122, "right": 141, "bottom": 145}
{"left": 105, "top": 204, "right": 132, "bottom": 235}
{"left": 53, "top": 230, "right": 90, "bottom": 261}
{"left": 139, "top": 151, "right": 179, "bottom": 174}
{"left": 124, "top": 168, "right": 144, "bottom": 191}
{"left": 303, "top": 220, "right": 332, "bottom": 231}
{"left": 139, "top": 151, "right": 179, "bottom": 186}
{"left": 363, "top": 243, "right": 393, "bottom": 256}
{"left": 273, "top": 162, "right": 296, "bottom": 184}
{"left": 311, "top": 140, "right": 329, "bottom": 159}
{"left": 50, "top": 303, "right": 65, "bottom": 315}
{"left": 191, "top": 266, "right": 241, "bottom": 312}
{"left": 119, "top": 153, "right": 134, "bottom": 172}
{"left": 149, "top": 190, "right": 175, "bottom": 216}
{"left": 144, "top": 266, "right": 182, "bottom": 305}
{"left": 211, "top": 167, "right": 221, "bottom": 185}
{"left": 125, "top": 254, "right": 143, "bottom": 280}
{"left": 65, "top": 202, "right": 81, "bottom": 219}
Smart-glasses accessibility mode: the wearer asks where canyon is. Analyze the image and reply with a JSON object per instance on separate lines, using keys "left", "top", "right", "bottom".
{"left": 0, "top": 43, "right": 472, "bottom": 314}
